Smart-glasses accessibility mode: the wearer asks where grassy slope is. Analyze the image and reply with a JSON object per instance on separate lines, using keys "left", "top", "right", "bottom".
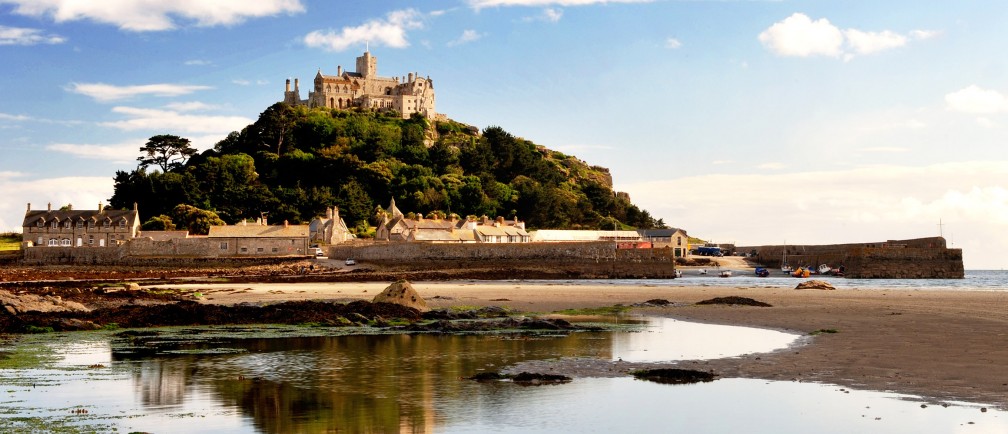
{"left": 0, "top": 233, "right": 21, "bottom": 251}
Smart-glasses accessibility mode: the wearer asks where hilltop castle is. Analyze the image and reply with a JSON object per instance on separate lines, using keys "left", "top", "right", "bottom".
{"left": 282, "top": 50, "right": 436, "bottom": 119}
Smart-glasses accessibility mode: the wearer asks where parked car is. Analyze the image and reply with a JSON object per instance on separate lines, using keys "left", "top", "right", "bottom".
{"left": 345, "top": 258, "right": 356, "bottom": 266}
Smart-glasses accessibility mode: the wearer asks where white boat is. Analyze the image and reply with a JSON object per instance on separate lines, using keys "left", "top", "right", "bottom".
{"left": 817, "top": 264, "right": 831, "bottom": 275}
{"left": 719, "top": 270, "right": 732, "bottom": 277}
{"left": 698, "top": 269, "right": 707, "bottom": 275}
{"left": 781, "top": 244, "right": 793, "bottom": 273}
{"left": 674, "top": 269, "right": 683, "bottom": 278}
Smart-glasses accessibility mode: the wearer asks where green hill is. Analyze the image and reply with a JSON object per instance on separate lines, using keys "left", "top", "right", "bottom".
{"left": 109, "top": 104, "right": 663, "bottom": 235}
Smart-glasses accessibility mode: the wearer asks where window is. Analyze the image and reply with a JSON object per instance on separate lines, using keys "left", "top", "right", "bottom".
{"left": 256, "top": 247, "right": 264, "bottom": 253}
{"left": 240, "top": 247, "right": 248, "bottom": 253}
{"left": 119, "top": 219, "right": 126, "bottom": 228}
{"left": 76, "top": 237, "right": 82, "bottom": 247}
{"left": 61, "top": 238, "right": 71, "bottom": 246}
{"left": 37, "top": 220, "right": 44, "bottom": 227}
{"left": 99, "top": 239, "right": 105, "bottom": 247}
{"left": 103, "top": 220, "right": 110, "bottom": 228}
{"left": 37, "top": 236, "right": 43, "bottom": 245}
{"left": 271, "top": 247, "right": 278, "bottom": 253}
{"left": 51, "top": 221, "right": 58, "bottom": 229}
{"left": 76, "top": 221, "right": 83, "bottom": 228}
{"left": 64, "top": 221, "right": 71, "bottom": 228}
{"left": 220, "top": 242, "right": 228, "bottom": 250}
{"left": 88, "top": 236, "right": 93, "bottom": 246}
{"left": 48, "top": 238, "right": 58, "bottom": 246}
{"left": 677, "top": 237, "right": 682, "bottom": 246}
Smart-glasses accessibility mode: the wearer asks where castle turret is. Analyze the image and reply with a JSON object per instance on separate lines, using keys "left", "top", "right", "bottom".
{"left": 286, "top": 79, "right": 290, "bottom": 92}
{"left": 356, "top": 50, "right": 376, "bottom": 78}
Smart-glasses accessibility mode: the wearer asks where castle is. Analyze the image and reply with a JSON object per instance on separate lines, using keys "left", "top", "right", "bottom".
{"left": 282, "top": 50, "right": 436, "bottom": 119}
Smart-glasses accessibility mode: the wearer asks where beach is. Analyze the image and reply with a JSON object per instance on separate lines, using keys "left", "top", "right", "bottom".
{"left": 173, "top": 279, "right": 1008, "bottom": 409}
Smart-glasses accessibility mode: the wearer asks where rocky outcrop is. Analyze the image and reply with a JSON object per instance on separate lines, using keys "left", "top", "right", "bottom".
{"left": 0, "top": 289, "right": 90, "bottom": 315}
{"left": 795, "top": 280, "right": 836, "bottom": 290}
{"left": 372, "top": 280, "right": 429, "bottom": 312}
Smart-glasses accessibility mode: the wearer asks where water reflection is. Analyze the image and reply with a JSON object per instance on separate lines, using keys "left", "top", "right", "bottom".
{"left": 2, "top": 319, "right": 1001, "bottom": 433}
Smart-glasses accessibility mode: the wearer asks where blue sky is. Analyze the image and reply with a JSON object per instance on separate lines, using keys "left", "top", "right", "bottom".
{"left": 1, "top": 0, "right": 1006, "bottom": 269}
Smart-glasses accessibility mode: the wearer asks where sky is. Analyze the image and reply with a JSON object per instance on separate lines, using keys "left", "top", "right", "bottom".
{"left": 0, "top": 0, "right": 1005, "bottom": 269}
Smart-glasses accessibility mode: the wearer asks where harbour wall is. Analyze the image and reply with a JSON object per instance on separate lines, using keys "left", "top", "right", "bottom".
{"left": 740, "top": 237, "right": 964, "bottom": 279}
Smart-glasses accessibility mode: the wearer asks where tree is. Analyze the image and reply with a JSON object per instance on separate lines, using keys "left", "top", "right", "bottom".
{"left": 172, "top": 204, "right": 225, "bottom": 235}
{"left": 138, "top": 134, "right": 197, "bottom": 172}
{"left": 142, "top": 215, "right": 176, "bottom": 231}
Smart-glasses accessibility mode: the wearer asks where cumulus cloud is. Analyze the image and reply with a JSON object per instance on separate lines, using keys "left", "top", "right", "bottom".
{"left": 0, "top": 113, "right": 32, "bottom": 122}
{"left": 0, "top": 0, "right": 305, "bottom": 32}
{"left": 184, "top": 59, "right": 212, "bottom": 66}
{"left": 303, "top": 9, "right": 423, "bottom": 52}
{"left": 665, "top": 37, "right": 681, "bottom": 49}
{"left": 468, "top": 0, "right": 650, "bottom": 9}
{"left": 0, "top": 24, "right": 65, "bottom": 45}
{"left": 619, "top": 161, "right": 1008, "bottom": 268}
{"left": 759, "top": 13, "right": 935, "bottom": 60}
{"left": 100, "top": 106, "right": 252, "bottom": 135}
{"left": 448, "top": 29, "right": 484, "bottom": 46}
{"left": 67, "top": 82, "right": 212, "bottom": 102}
{"left": 945, "top": 85, "right": 1008, "bottom": 114}
{"left": 523, "top": 7, "right": 564, "bottom": 22}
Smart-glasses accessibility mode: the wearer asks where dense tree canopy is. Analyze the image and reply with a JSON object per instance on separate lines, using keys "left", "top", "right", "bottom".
{"left": 110, "top": 104, "right": 661, "bottom": 236}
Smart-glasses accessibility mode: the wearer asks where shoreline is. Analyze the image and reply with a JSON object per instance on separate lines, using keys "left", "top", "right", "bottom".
{"left": 175, "top": 280, "right": 1008, "bottom": 409}
{"left": 4, "top": 278, "right": 1007, "bottom": 410}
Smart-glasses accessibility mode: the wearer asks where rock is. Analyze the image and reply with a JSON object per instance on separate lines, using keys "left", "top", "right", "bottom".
{"left": 0, "top": 289, "right": 91, "bottom": 314}
{"left": 123, "top": 282, "right": 141, "bottom": 291}
{"left": 372, "top": 280, "right": 430, "bottom": 312}
{"left": 795, "top": 280, "right": 836, "bottom": 290}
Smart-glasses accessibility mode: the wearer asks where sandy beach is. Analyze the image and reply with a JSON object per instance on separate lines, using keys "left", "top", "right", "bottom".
{"left": 162, "top": 279, "right": 1008, "bottom": 409}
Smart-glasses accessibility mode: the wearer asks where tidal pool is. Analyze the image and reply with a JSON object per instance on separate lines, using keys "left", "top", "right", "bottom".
{"left": 0, "top": 317, "right": 1002, "bottom": 433}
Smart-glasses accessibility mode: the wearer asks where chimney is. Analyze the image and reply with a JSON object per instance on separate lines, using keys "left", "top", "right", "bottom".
{"left": 326, "top": 207, "right": 333, "bottom": 219}
{"left": 98, "top": 202, "right": 104, "bottom": 213}
{"left": 294, "top": 78, "right": 299, "bottom": 92}
{"left": 26, "top": 203, "right": 30, "bottom": 213}
{"left": 67, "top": 203, "right": 72, "bottom": 211}
{"left": 337, "top": 65, "right": 342, "bottom": 75}
{"left": 285, "top": 78, "right": 290, "bottom": 92}
{"left": 133, "top": 202, "right": 138, "bottom": 211}
{"left": 284, "top": 220, "right": 289, "bottom": 228}
{"left": 47, "top": 202, "right": 51, "bottom": 212}
{"left": 242, "top": 219, "right": 247, "bottom": 226}
{"left": 408, "top": 72, "right": 414, "bottom": 83}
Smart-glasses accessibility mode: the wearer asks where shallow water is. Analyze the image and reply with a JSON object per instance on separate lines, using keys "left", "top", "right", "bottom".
{"left": 0, "top": 318, "right": 1003, "bottom": 433}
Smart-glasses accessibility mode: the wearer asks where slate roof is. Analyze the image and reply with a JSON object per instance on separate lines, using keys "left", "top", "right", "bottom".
{"left": 207, "top": 224, "right": 309, "bottom": 238}
{"left": 23, "top": 209, "right": 138, "bottom": 227}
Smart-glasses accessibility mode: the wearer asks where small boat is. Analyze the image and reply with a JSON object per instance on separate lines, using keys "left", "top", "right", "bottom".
{"left": 792, "top": 267, "right": 811, "bottom": 278}
{"left": 698, "top": 269, "right": 707, "bottom": 275}
{"left": 755, "top": 267, "right": 770, "bottom": 277}
{"left": 674, "top": 269, "right": 683, "bottom": 278}
{"left": 781, "top": 243, "right": 792, "bottom": 274}
{"left": 817, "top": 264, "right": 831, "bottom": 275}
{"left": 719, "top": 270, "right": 732, "bottom": 278}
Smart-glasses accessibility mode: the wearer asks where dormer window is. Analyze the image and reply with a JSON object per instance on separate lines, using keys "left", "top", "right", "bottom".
{"left": 51, "top": 221, "right": 58, "bottom": 229}
{"left": 76, "top": 221, "right": 84, "bottom": 228}
{"left": 37, "top": 219, "right": 44, "bottom": 227}
{"left": 119, "top": 219, "right": 127, "bottom": 228}
{"left": 64, "top": 221, "right": 71, "bottom": 229}
{"left": 103, "top": 220, "right": 110, "bottom": 228}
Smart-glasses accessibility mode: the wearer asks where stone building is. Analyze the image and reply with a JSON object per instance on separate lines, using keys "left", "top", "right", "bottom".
{"left": 375, "top": 198, "right": 529, "bottom": 243}
{"left": 309, "top": 207, "right": 353, "bottom": 245}
{"left": 207, "top": 220, "right": 309, "bottom": 256}
{"left": 22, "top": 202, "right": 140, "bottom": 248}
{"left": 638, "top": 228, "right": 690, "bottom": 257}
{"left": 282, "top": 50, "right": 436, "bottom": 119}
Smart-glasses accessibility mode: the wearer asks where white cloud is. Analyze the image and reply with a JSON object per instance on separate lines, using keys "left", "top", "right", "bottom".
{"left": 758, "top": 13, "right": 843, "bottom": 57}
{"left": 68, "top": 82, "right": 212, "bottom": 102}
{"left": 619, "top": 161, "right": 1008, "bottom": 269}
{"left": 45, "top": 140, "right": 143, "bottom": 164}
{"left": 543, "top": 8, "right": 563, "bottom": 22}
{"left": 303, "top": 9, "right": 423, "bottom": 52}
{"left": 759, "top": 13, "right": 934, "bottom": 60}
{"left": 0, "top": 174, "right": 113, "bottom": 232}
{"left": 945, "top": 85, "right": 1008, "bottom": 114}
{"left": 184, "top": 59, "right": 212, "bottom": 66}
{"left": 469, "top": 0, "right": 650, "bottom": 9}
{"left": 0, "top": 24, "right": 65, "bottom": 45}
{"left": 448, "top": 29, "right": 484, "bottom": 46}
{"left": 0, "top": 113, "right": 32, "bottom": 122}
{"left": 0, "top": 0, "right": 305, "bottom": 32}
{"left": 665, "top": 37, "right": 681, "bottom": 49}
{"left": 844, "top": 29, "right": 906, "bottom": 55}
{"left": 100, "top": 106, "right": 253, "bottom": 135}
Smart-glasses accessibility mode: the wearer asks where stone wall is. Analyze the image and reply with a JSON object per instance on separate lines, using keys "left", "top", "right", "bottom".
{"left": 329, "top": 241, "right": 678, "bottom": 278}
{"left": 739, "top": 237, "right": 963, "bottom": 279}
{"left": 22, "top": 236, "right": 311, "bottom": 265}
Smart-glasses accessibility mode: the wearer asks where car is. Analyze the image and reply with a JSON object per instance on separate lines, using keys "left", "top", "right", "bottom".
{"left": 345, "top": 258, "right": 356, "bottom": 266}
{"left": 311, "top": 248, "right": 324, "bottom": 257}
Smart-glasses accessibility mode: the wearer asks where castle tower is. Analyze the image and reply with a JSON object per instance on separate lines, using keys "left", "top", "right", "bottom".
{"left": 356, "top": 51, "right": 376, "bottom": 78}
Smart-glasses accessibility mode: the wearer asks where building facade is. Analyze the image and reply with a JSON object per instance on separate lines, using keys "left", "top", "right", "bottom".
{"left": 282, "top": 50, "right": 436, "bottom": 119}
{"left": 22, "top": 202, "right": 140, "bottom": 248}
{"left": 309, "top": 207, "right": 353, "bottom": 245}
{"left": 207, "top": 221, "right": 309, "bottom": 256}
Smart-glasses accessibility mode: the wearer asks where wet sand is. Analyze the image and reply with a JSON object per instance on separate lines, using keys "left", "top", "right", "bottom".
{"left": 170, "top": 280, "right": 1008, "bottom": 409}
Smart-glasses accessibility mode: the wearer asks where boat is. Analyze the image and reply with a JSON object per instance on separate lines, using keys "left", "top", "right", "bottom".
{"left": 817, "top": 264, "right": 831, "bottom": 275}
{"left": 755, "top": 267, "right": 770, "bottom": 277}
{"left": 719, "top": 270, "right": 732, "bottom": 278}
{"left": 674, "top": 269, "right": 683, "bottom": 278}
{"left": 781, "top": 245, "right": 793, "bottom": 274}
{"left": 698, "top": 269, "right": 707, "bottom": 275}
{"left": 792, "top": 267, "right": 811, "bottom": 278}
